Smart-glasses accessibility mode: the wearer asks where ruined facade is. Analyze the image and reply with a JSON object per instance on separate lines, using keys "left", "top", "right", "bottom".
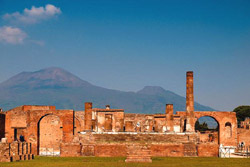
{"left": 0, "top": 71, "right": 241, "bottom": 159}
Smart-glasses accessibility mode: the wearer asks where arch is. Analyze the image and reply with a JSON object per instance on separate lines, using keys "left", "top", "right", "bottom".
{"left": 37, "top": 114, "right": 63, "bottom": 156}
{"left": 195, "top": 116, "right": 219, "bottom": 144}
{"left": 225, "top": 122, "right": 232, "bottom": 138}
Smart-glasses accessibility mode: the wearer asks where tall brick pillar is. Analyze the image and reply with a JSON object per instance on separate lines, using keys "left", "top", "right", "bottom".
{"left": 166, "top": 104, "right": 174, "bottom": 132}
{"left": 186, "top": 71, "right": 195, "bottom": 132}
{"left": 84, "top": 102, "right": 92, "bottom": 131}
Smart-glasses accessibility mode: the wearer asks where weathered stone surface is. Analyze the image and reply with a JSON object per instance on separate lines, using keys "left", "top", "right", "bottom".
{"left": 197, "top": 143, "right": 219, "bottom": 157}
{"left": 60, "top": 143, "right": 82, "bottom": 157}
{"left": 125, "top": 144, "right": 152, "bottom": 163}
{"left": 0, "top": 142, "right": 33, "bottom": 162}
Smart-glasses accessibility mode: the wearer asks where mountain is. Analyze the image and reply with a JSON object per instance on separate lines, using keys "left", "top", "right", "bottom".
{"left": 0, "top": 67, "right": 214, "bottom": 114}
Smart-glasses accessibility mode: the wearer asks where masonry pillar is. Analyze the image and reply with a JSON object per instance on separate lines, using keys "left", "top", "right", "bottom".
{"left": 186, "top": 71, "right": 195, "bottom": 132}
{"left": 84, "top": 102, "right": 92, "bottom": 131}
{"left": 166, "top": 104, "right": 174, "bottom": 132}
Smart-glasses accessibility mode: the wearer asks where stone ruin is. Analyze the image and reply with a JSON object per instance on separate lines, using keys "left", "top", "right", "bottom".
{"left": 0, "top": 71, "right": 245, "bottom": 162}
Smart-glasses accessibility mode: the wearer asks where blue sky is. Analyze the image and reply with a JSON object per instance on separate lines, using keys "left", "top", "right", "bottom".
{"left": 0, "top": 0, "right": 250, "bottom": 111}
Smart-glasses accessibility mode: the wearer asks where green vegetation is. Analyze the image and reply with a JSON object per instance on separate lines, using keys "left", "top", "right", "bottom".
{"left": 1, "top": 156, "right": 250, "bottom": 167}
{"left": 195, "top": 121, "right": 209, "bottom": 131}
{"left": 233, "top": 106, "right": 250, "bottom": 122}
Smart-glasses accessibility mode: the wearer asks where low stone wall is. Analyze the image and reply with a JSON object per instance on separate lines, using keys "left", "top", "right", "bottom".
{"left": 197, "top": 143, "right": 219, "bottom": 157}
{"left": 60, "top": 143, "right": 82, "bottom": 157}
{"left": 150, "top": 144, "right": 185, "bottom": 157}
{"left": 94, "top": 144, "right": 127, "bottom": 157}
{"left": 0, "top": 142, "right": 34, "bottom": 162}
{"left": 59, "top": 133, "right": 218, "bottom": 158}
{"left": 79, "top": 132, "right": 198, "bottom": 144}
{"left": 60, "top": 143, "right": 218, "bottom": 157}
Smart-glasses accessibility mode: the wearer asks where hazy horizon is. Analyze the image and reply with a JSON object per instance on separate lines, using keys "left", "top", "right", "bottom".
{"left": 1, "top": 0, "right": 250, "bottom": 111}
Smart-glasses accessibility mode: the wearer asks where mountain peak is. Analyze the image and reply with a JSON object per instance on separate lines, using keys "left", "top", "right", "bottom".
{"left": 137, "top": 86, "right": 167, "bottom": 95}
{"left": 0, "top": 67, "right": 92, "bottom": 89}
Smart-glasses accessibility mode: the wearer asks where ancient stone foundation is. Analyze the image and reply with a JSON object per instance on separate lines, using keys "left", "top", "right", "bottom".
{"left": 125, "top": 144, "right": 152, "bottom": 163}
{"left": 0, "top": 142, "right": 34, "bottom": 162}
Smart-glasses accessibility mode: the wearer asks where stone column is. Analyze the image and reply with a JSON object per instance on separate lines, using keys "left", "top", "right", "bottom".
{"left": 166, "top": 104, "right": 173, "bottom": 132}
{"left": 186, "top": 71, "right": 195, "bottom": 132}
{"left": 84, "top": 102, "right": 92, "bottom": 131}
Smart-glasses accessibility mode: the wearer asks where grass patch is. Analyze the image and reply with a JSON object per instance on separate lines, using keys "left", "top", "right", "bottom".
{"left": 1, "top": 156, "right": 250, "bottom": 167}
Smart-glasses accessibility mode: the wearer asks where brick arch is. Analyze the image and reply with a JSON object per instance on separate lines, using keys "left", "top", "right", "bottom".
{"left": 37, "top": 114, "right": 63, "bottom": 156}
{"left": 194, "top": 115, "right": 220, "bottom": 144}
{"left": 25, "top": 109, "right": 74, "bottom": 155}
{"left": 194, "top": 111, "right": 237, "bottom": 146}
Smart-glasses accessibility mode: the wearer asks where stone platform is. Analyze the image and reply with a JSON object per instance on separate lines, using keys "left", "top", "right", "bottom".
{"left": 125, "top": 144, "right": 152, "bottom": 163}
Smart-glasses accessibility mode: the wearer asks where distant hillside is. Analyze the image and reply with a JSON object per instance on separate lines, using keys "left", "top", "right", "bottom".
{"left": 0, "top": 67, "right": 214, "bottom": 114}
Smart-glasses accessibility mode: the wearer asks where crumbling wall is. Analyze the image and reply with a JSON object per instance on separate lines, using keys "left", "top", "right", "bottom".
{"left": 198, "top": 131, "right": 218, "bottom": 144}
{"left": 238, "top": 128, "right": 250, "bottom": 146}
{"left": 154, "top": 116, "right": 166, "bottom": 132}
{"left": 74, "top": 111, "right": 85, "bottom": 134}
{"left": 0, "top": 142, "right": 34, "bottom": 162}
{"left": 4, "top": 106, "right": 74, "bottom": 155}
{"left": 124, "top": 114, "right": 154, "bottom": 132}
{"left": 95, "top": 110, "right": 124, "bottom": 132}
{"left": 79, "top": 133, "right": 197, "bottom": 144}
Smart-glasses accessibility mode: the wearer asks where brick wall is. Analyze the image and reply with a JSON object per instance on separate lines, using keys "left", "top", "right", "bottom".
{"left": 151, "top": 144, "right": 184, "bottom": 157}
{"left": 79, "top": 133, "right": 198, "bottom": 144}
{"left": 0, "top": 142, "right": 34, "bottom": 162}
{"left": 94, "top": 144, "right": 127, "bottom": 157}
{"left": 238, "top": 128, "right": 250, "bottom": 146}
{"left": 197, "top": 143, "right": 219, "bottom": 157}
{"left": 60, "top": 143, "right": 82, "bottom": 157}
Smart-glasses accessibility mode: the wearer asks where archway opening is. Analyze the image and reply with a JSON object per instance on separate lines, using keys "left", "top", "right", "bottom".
{"left": 38, "top": 115, "right": 63, "bottom": 156}
{"left": 195, "top": 116, "right": 219, "bottom": 144}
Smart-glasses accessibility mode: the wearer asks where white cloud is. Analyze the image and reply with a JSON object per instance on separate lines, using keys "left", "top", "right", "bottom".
{"left": 0, "top": 26, "right": 27, "bottom": 44}
{"left": 3, "top": 4, "right": 61, "bottom": 24}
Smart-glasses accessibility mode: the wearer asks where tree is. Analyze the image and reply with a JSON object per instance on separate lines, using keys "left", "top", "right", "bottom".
{"left": 233, "top": 106, "right": 250, "bottom": 122}
{"left": 195, "top": 121, "right": 209, "bottom": 131}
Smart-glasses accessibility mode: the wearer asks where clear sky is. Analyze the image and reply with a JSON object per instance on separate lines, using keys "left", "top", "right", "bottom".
{"left": 0, "top": 0, "right": 250, "bottom": 111}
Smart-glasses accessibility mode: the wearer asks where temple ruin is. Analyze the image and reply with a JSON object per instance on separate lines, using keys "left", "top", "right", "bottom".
{"left": 0, "top": 71, "right": 247, "bottom": 162}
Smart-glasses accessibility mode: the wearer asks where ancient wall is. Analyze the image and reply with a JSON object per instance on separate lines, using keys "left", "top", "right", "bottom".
{"left": 60, "top": 143, "right": 82, "bottom": 157}
{"left": 154, "top": 115, "right": 166, "bottom": 132}
{"left": 177, "top": 111, "right": 237, "bottom": 146}
{"left": 198, "top": 131, "right": 218, "bottom": 144}
{"left": 74, "top": 111, "right": 85, "bottom": 134}
{"left": 124, "top": 114, "right": 154, "bottom": 132}
{"left": 197, "top": 143, "right": 219, "bottom": 157}
{"left": 39, "top": 115, "right": 63, "bottom": 156}
{"left": 79, "top": 132, "right": 198, "bottom": 144}
{"left": 5, "top": 106, "right": 28, "bottom": 142}
{"left": 237, "top": 128, "right": 250, "bottom": 146}
{"left": 0, "top": 142, "right": 33, "bottom": 162}
{"left": 4, "top": 105, "right": 74, "bottom": 155}
{"left": 95, "top": 109, "right": 124, "bottom": 132}
{"left": 151, "top": 144, "right": 185, "bottom": 157}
